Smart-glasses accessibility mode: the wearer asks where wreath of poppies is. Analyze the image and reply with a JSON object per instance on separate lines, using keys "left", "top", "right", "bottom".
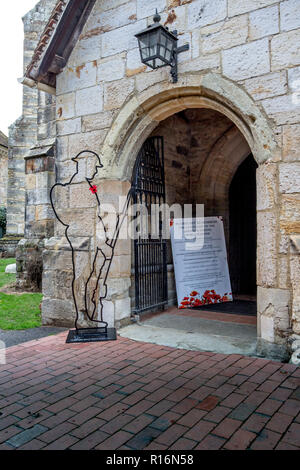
{"left": 179, "top": 290, "right": 232, "bottom": 309}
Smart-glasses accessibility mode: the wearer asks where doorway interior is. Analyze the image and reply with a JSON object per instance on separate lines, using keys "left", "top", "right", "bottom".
{"left": 130, "top": 108, "right": 257, "bottom": 324}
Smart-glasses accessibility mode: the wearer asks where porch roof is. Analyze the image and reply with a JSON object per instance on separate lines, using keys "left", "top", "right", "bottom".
{"left": 23, "top": 0, "right": 96, "bottom": 93}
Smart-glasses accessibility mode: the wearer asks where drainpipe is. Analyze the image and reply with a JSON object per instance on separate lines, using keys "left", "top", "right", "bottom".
{"left": 18, "top": 76, "right": 56, "bottom": 96}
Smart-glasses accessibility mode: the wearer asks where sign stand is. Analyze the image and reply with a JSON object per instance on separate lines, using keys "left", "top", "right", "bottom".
{"left": 170, "top": 217, "right": 233, "bottom": 310}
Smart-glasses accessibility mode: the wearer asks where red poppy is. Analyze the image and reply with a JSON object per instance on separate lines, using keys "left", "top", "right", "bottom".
{"left": 190, "top": 291, "right": 198, "bottom": 297}
{"left": 89, "top": 185, "right": 98, "bottom": 194}
{"left": 170, "top": 219, "right": 174, "bottom": 227}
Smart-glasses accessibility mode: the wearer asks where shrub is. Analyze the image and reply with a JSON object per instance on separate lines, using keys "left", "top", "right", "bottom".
{"left": 0, "top": 207, "right": 6, "bottom": 236}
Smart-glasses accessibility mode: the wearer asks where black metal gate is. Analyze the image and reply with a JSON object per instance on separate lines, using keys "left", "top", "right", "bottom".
{"left": 132, "top": 137, "right": 168, "bottom": 314}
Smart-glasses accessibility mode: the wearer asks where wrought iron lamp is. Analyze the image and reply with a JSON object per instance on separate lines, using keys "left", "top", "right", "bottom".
{"left": 135, "top": 10, "right": 189, "bottom": 83}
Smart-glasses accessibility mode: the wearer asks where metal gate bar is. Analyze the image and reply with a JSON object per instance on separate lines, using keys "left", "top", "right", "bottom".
{"left": 132, "top": 137, "right": 168, "bottom": 314}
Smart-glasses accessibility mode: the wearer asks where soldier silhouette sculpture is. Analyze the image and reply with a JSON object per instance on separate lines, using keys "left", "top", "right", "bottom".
{"left": 50, "top": 150, "right": 132, "bottom": 343}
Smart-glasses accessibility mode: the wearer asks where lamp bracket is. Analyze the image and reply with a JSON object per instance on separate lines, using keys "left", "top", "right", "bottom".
{"left": 171, "top": 43, "right": 190, "bottom": 83}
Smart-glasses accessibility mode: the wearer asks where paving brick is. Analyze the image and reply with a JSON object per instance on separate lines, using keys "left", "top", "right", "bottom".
{"left": 184, "top": 420, "right": 216, "bottom": 442}
{"left": 6, "top": 425, "right": 48, "bottom": 448}
{"left": 70, "top": 418, "right": 106, "bottom": 439}
{"left": 150, "top": 412, "right": 181, "bottom": 432}
{"left": 241, "top": 412, "right": 269, "bottom": 433}
{"left": 154, "top": 424, "right": 188, "bottom": 447}
{"left": 256, "top": 398, "right": 282, "bottom": 416}
{"left": 17, "top": 439, "right": 47, "bottom": 450}
{"left": 68, "top": 406, "right": 102, "bottom": 426}
{"left": 229, "top": 403, "right": 257, "bottom": 421}
{"left": 250, "top": 429, "right": 281, "bottom": 450}
{"left": 169, "top": 437, "right": 197, "bottom": 450}
{"left": 100, "top": 413, "right": 134, "bottom": 434}
{"left": 266, "top": 412, "right": 293, "bottom": 434}
{"left": 177, "top": 409, "right": 207, "bottom": 427}
{"left": 96, "top": 430, "right": 134, "bottom": 450}
{"left": 39, "top": 421, "right": 76, "bottom": 443}
{"left": 171, "top": 398, "right": 198, "bottom": 414}
{"left": 0, "top": 425, "right": 25, "bottom": 444}
{"left": 276, "top": 441, "right": 299, "bottom": 450}
{"left": 224, "top": 429, "right": 256, "bottom": 450}
{"left": 281, "top": 423, "right": 300, "bottom": 447}
{"left": 204, "top": 405, "right": 231, "bottom": 423}
{"left": 269, "top": 387, "right": 293, "bottom": 402}
{"left": 147, "top": 400, "right": 175, "bottom": 417}
{"left": 213, "top": 418, "right": 241, "bottom": 438}
{"left": 279, "top": 399, "right": 300, "bottom": 416}
{"left": 43, "top": 434, "right": 79, "bottom": 450}
{"left": 221, "top": 392, "right": 245, "bottom": 408}
{"left": 197, "top": 395, "right": 220, "bottom": 411}
{"left": 195, "top": 434, "right": 226, "bottom": 450}
{"left": 70, "top": 430, "right": 109, "bottom": 450}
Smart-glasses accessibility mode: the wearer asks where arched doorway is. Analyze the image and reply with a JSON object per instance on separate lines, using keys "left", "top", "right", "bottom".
{"left": 130, "top": 108, "right": 257, "bottom": 320}
{"left": 102, "top": 72, "right": 282, "bottom": 354}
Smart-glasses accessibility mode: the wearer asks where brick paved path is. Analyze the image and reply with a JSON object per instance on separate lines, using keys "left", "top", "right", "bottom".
{"left": 0, "top": 332, "right": 300, "bottom": 450}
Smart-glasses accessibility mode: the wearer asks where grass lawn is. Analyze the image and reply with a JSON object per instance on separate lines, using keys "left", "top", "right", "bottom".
{"left": 0, "top": 258, "right": 42, "bottom": 330}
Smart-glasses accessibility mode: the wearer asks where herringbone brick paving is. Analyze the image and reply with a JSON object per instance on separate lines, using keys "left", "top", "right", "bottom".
{"left": 0, "top": 332, "right": 299, "bottom": 450}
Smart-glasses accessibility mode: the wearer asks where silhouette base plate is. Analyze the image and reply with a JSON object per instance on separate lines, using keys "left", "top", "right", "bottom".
{"left": 66, "top": 328, "right": 117, "bottom": 343}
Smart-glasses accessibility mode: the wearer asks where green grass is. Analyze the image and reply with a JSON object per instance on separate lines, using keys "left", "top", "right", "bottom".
{"left": 0, "top": 293, "right": 42, "bottom": 330}
{"left": 0, "top": 258, "right": 42, "bottom": 330}
{"left": 0, "top": 258, "right": 16, "bottom": 288}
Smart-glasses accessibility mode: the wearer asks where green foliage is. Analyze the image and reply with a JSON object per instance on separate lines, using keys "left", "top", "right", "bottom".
{"left": 0, "top": 207, "right": 6, "bottom": 235}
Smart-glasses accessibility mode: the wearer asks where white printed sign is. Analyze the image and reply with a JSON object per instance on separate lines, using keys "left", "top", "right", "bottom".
{"left": 170, "top": 217, "right": 233, "bottom": 309}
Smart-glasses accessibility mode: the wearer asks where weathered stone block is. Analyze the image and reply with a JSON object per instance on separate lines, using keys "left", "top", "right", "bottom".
{"left": 100, "top": 300, "right": 115, "bottom": 328}
{"left": 82, "top": 110, "right": 115, "bottom": 133}
{"left": 279, "top": 163, "right": 300, "bottom": 194}
{"left": 57, "top": 93, "right": 76, "bottom": 120}
{"left": 249, "top": 5, "right": 279, "bottom": 40}
{"left": 280, "top": 0, "right": 300, "bottom": 32}
{"left": 115, "top": 297, "right": 131, "bottom": 321}
{"left": 243, "top": 72, "right": 287, "bottom": 101}
{"left": 282, "top": 124, "right": 300, "bottom": 162}
{"left": 258, "top": 286, "right": 290, "bottom": 344}
{"left": 104, "top": 78, "right": 135, "bottom": 111}
{"left": 42, "top": 297, "right": 75, "bottom": 327}
{"left": 228, "top": 0, "right": 278, "bottom": 17}
{"left": 75, "top": 85, "right": 103, "bottom": 117}
{"left": 93, "top": 1, "right": 136, "bottom": 31}
{"left": 187, "top": 0, "right": 227, "bottom": 29}
{"left": 257, "top": 163, "right": 278, "bottom": 211}
{"left": 179, "top": 53, "right": 220, "bottom": 74}
{"left": 68, "top": 34, "right": 102, "bottom": 67}
{"left": 271, "top": 29, "right": 300, "bottom": 71}
{"left": 97, "top": 55, "right": 126, "bottom": 82}
{"left": 101, "top": 20, "right": 147, "bottom": 57}
{"left": 137, "top": 0, "right": 166, "bottom": 20}
{"left": 257, "top": 211, "right": 277, "bottom": 287}
{"left": 57, "top": 62, "right": 97, "bottom": 95}
{"left": 57, "top": 118, "right": 81, "bottom": 136}
{"left": 69, "top": 130, "right": 108, "bottom": 157}
{"left": 222, "top": 39, "right": 270, "bottom": 80}
{"left": 261, "top": 94, "right": 300, "bottom": 126}
{"left": 201, "top": 15, "right": 248, "bottom": 53}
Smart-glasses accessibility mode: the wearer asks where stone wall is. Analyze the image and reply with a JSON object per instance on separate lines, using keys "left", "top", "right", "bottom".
{"left": 7, "top": 0, "right": 57, "bottom": 237}
{"left": 23, "top": 0, "right": 300, "bottom": 359}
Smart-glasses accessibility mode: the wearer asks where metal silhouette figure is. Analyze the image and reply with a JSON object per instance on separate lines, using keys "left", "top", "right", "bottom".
{"left": 50, "top": 150, "right": 132, "bottom": 343}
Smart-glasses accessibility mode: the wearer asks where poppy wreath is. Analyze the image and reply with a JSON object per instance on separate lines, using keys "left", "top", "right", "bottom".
{"left": 179, "top": 290, "right": 232, "bottom": 309}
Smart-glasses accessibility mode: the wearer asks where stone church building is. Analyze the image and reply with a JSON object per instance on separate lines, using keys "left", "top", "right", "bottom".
{"left": 0, "top": 131, "right": 8, "bottom": 211}
{"left": 5, "top": 0, "right": 300, "bottom": 360}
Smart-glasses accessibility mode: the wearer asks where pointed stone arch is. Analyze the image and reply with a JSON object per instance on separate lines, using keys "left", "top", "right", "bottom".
{"left": 100, "top": 72, "right": 278, "bottom": 180}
